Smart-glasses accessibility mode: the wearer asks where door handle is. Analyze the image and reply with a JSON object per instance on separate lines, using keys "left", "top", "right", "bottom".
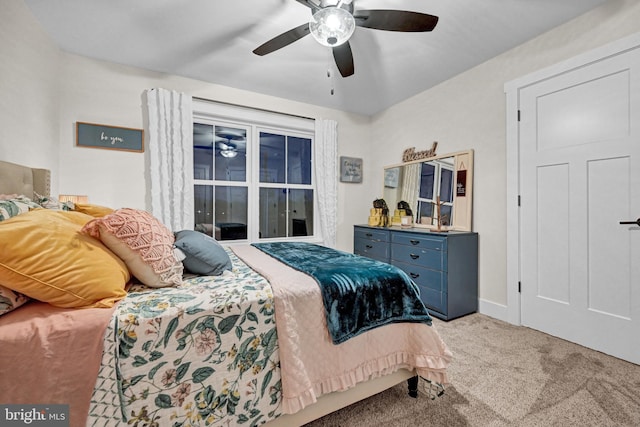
{"left": 620, "top": 218, "right": 640, "bottom": 226}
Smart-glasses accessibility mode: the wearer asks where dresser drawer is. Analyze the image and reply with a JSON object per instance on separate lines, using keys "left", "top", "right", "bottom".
{"left": 418, "top": 286, "right": 446, "bottom": 316}
{"left": 354, "top": 227, "right": 389, "bottom": 243}
{"left": 354, "top": 238, "right": 389, "bottom": 262}
{"left": 391, "top": 233, "right": 446, "bottom": 252}
{"left": 391, "top": 244, "right": 445, "bottom": 271}
{"left": 392, "top": 260, "right": 444, "bottom": 292}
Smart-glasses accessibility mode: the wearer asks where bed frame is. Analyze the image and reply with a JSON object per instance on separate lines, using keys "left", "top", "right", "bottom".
{"left": 0, "top": 159, "right": 420, "bottom": 426}
{"left": 0, "top": 160, "right": 50, "bottom": 199}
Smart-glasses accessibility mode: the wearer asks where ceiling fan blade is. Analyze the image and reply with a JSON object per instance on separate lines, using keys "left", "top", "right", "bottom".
{"left": 333, "top": 42, "right": 354, "bottom": 78}
{"left": 294, "top": 0, "right": 320, "bottom": 12}
{"left": 253, "top": 23, "right": 311, "bottom": 56}
{"left": 354, "top": 10, "right": 439, "bottom": 32}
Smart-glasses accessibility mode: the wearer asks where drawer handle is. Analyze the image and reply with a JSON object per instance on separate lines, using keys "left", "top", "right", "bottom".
{"left": 410, "top": 253, "right": 419, "bottom": 260}
{"left": 410, "top": 239, "right": 420, "bottom": 245}
{"left": 366, "top": 233, "right": 373, "bottom": 237}
{"left": 409, "top": 273, "right": 420, "bottom": 279}
{"left": 366, "top": 244, "right": 373, "bottom": 249}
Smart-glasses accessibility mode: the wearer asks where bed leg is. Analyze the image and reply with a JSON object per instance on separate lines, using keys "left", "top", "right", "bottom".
{"left": 407, "top": 375, "right": 419, "bottom": 398}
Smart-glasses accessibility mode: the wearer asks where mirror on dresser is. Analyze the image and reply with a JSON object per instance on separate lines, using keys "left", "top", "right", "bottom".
{"left": 383, "top": 149, "right": 474, "bottom": 231}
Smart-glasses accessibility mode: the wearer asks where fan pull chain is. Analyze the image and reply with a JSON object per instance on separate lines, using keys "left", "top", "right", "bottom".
{"left": 327, "top": 49, "right": 336, "bottom": 96}
{"left": 328, "top": 69, "right": 335, "bottom": 95}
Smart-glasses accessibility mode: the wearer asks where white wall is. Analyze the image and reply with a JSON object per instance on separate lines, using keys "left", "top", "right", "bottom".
{"left": 370, "top": 0, "right": 640, "bottom": 316}
{"left": 0, "top": 0, "right": 60, "bottom": 181}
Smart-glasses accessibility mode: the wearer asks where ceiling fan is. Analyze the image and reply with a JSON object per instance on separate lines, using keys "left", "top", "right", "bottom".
{"left": 253, "top": 0, "right": 439, "bottom": 78}
{"left": 216, "top": 130, "right": 245, "bottom": 158}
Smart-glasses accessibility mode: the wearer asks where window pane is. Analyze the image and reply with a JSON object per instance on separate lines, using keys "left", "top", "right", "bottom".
{"left": 193, "top": 124, "right": 214, "bottom": 180}
{"left": 215, "top": 186, "right": 248, "bottom": 240}
{"left": 417, "top": 201, "right": 434, "bottom": 222}
{"left": 440, "top": 168, "right": 454, "bottom": 203}
{"left": 194, "top": 184, "right": 214, "bottom": 235}
{"left": 287, "top": 136, "right": 312, "bottom": 185}
{"left": 215, "top": 126, "right": 246, "bottom": 182}
{"left": 419, "top": 163, "right": 435, "bottom": 199}
{"left": 259, "top": 187, "right": 287, "bottom": 238}
{"left": 260, "top": 132, "right": 286, "bottom": 183}
{"left": 440, "top": 205, "right": 453, "bottom": 226}
{"left": 289, "top": 189, "right": 313, "bottom": 236}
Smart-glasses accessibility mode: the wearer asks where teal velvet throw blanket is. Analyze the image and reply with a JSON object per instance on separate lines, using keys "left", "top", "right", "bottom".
{"left": 252, "top": 242, "right": 432, "bottom": 344}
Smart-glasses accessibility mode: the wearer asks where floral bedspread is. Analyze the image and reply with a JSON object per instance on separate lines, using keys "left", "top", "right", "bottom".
{"left": 87, "top": 249, "right": 282, "bottom": 427}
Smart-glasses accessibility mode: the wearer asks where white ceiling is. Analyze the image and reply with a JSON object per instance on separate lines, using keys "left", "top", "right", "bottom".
{"left": 24, "top": 0, "right": 608, "bottom": 116}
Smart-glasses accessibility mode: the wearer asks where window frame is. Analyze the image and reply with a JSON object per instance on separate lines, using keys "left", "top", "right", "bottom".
{"left": 416, "top": 159, "right": 455, "bottom": 225}
{"left": 192, "top": 100, "right": 317, "bottom": 244}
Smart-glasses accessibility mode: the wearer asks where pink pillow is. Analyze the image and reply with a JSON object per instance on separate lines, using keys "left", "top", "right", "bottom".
{"left": 82, "top": 208, "right": 183, "bottom": 288}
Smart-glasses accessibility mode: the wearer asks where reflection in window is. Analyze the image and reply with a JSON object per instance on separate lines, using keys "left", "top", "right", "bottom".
{"left": 260, "top": 133, "right": 286, "bottom": 183}
{"left": 258, "top": 132, "right": 313, "bottom": 239}
{"left": 289, "top": 189, "right": 313, "bottom": 236}
{"left": 193, "top": 116, "right": 314, "bottom": 242}
{"left": 215, "top": 126, "right": 247, "bottom": 182}
{"left": 194, "top": 184, "right": 248, "bottom": 240}
{"left": 416, "top": 160, "right": 454, "bottom": 226}
{"left": 258, "top": 188, "right": 313, "bottom": 238}
{"left": 259, "top": 188, "right": 286, "bottom": 238}
{"left": 193, "top": 123, "right": 249, "bottom": 241}
{"left": 287, "top": 136, "right": 312, "bottom": 185}
{"left": 193, "top": 124, "right": 214, "bottom": 180}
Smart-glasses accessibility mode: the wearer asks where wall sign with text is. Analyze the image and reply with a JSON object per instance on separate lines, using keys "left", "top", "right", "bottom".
{"left": 340, "top": 156, "right": 363, "bottom": 183}
{"left": 76, "top": 122, "right": 144, "bottom": 152}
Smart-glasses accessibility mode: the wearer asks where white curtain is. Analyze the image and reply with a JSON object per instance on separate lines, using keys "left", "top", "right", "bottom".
{"left": 314, "top": 119, "right": 338, "bottom": 248}
{"left": 145, "top": 88, "right": 194, "bottom": 231}
{"left": 401, "top": 162, "right": 421, "bottom": 220}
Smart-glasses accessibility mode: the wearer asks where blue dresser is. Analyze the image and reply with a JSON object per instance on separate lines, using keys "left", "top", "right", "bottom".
{"left": 354, "top": 225, "right": 478, "bottom": 320}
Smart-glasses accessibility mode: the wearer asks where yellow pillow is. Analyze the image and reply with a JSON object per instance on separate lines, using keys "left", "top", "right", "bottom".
{"left": 0, "top": 209, "right": 129, "bottom": 308}
{"left": 73, "top": 202, "right": 114, "bottom": 218}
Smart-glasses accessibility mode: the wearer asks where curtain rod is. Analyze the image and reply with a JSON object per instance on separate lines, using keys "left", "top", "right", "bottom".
{"left": 192, "top": 96, "right": 315, "bottom": 122}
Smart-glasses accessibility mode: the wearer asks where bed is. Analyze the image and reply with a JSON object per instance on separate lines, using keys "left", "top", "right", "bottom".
{"left": 0, "top": 159, "right": 452, "bottom": 427}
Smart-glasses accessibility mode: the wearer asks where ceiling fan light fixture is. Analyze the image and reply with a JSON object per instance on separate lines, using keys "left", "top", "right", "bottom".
{"left": 309, "top": 6, "right": 355, "bottom": 47}
{"left": 220, "top": 149, "right": 238, "bottom": 158}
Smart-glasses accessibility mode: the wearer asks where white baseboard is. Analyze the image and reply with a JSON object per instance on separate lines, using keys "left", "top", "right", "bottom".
{"left": 478, "top": 299, "right": 509, "bottom": 323}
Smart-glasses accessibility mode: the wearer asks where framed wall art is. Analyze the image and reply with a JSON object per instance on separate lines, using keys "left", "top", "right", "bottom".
{"left": 76, "top": 122, "right": 144, "bottom": 152}
{"left": 384, "top": 167, "right": 400, "bottom": 188}
{"left": 340, "top": 156, "right": 363, "bottom": 183}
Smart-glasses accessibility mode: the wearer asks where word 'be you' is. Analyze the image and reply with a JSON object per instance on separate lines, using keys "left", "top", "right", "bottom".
{"left": 101, "top": 132, "right": 124, "bottom": 145}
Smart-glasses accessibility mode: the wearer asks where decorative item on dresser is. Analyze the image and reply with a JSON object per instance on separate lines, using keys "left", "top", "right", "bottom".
{"left": 354, "top": 225, "right": 478, "bottom": 320}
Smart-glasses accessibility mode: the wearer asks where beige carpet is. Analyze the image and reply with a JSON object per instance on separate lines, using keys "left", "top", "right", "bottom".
{"left": 304, "top": 313, "right": 640, "bottom": 426}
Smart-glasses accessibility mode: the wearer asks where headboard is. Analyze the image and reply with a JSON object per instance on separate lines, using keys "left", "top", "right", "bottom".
{"left": 0, "top": 160, "right": 51, "bottom": 198}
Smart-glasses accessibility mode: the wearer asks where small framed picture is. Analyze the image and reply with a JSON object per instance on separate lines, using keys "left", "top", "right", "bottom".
{"left": 384, "top": 167, "right": 400, "bottom": 188}
{"left": 340, "top": 156, "right": 363, "bottom": 183}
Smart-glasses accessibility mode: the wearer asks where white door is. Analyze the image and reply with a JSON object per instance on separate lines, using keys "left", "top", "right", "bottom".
{"left": 519, "top": 47, "right": 640, "bottom": 364}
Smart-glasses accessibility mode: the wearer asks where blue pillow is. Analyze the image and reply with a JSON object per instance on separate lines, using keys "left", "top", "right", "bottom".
{"left": 174, "top": 230, "right": 232, "bottom": 276}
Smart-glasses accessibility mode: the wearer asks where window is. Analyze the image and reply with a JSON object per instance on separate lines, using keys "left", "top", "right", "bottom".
{"left": 416, "top": 159, "right": 454, "bottom": 226}
{"left": 258, "top": 132, "right": 313, "bottom": 238}
{"left": 192, "top": 101, "right": 315, "bottom": 242}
